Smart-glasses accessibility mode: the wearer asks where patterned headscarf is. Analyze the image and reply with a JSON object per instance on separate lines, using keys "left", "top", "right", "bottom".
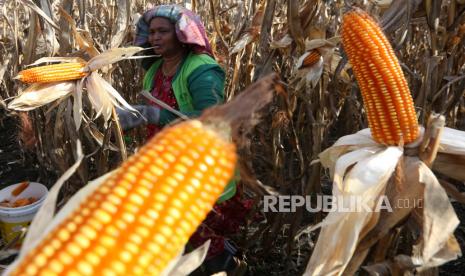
{"left": 135, "top": 5, "right": 213, "bottom": 56}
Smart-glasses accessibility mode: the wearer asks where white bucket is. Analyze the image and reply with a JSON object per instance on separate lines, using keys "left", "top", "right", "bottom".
{"left": 0, "top": 182, "right": 48, "bottom": 245}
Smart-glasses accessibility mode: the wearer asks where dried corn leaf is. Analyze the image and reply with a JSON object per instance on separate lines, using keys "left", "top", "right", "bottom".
{"left": 110, "top": 0, "right": 130, "bottom": 48}
{"left": 36, "top": 0, "right": 59, "bottom": 55}
{"left": 305, "top": 146, "right": 403, "bottom": 276}
{"left": 85, "top": 46, "right": 144, "bottom": 71}
{"left": 431, "top": 127, "right": 465, "bottom": 181}
{"left": 27, "top": 56, "right": 86, "bottom": 67}
{"left": 161, "top": 240, "right": 210, "bottom": 276}
{"left": 98, "top": 74, "right": 137, "bottom": 113}
{"left": 7, "top": 81, "right": 75, "bottom": 111}
{"left": 433, "top": 153, "right": 465, "bottom": 182}
{"left": 295, "top": 53, "right": 323, "bottom": 87}
{"left": 287, "top": 0, "right": 304, "bottom": 52}
{"left": 362, "top": 255, "right": 416, "bottom": 275}
{"left": 230, "top": 33, "right": 256, "bottom": 55}
{"left": 374, "top": 0, "right": 394, "bottom": 8}
{"left": 329, "top": 54, "right": 351, "bottom": 83}
{"left": 414, "top": 162, "right": 461, "bottom": 269}
{"left": 86, "top": 123, "right": 120, "bottom": 151}
{"left": 58, "top": 7, "right": 99, "bottom": 57}
{"left": 20, "top": 0, "right": 59, "bottom": 30}
{"left": 304, "top": 38, "right": 338, "bottom": 51}
{"left": 437, "top": 127, "right": 465, "bottom": 155}
{"left": 270, "top": 34, "right": 293, "bottom": 49}
{"left": 85, "top": 72, "right": 115, "bottom": 123}
{"left": 319, "top": 129, "right": 379, "bottom": 176}
{"left": 229, "top": 3, "right": 265, "bottom": 55}
{"left": 72, "top": 78, "right": 85, "bottom": 130}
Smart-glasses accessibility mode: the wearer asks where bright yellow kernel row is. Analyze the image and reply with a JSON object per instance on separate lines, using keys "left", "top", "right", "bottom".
{"left": 17, "top": 62, "right": 88, "bottom": 83}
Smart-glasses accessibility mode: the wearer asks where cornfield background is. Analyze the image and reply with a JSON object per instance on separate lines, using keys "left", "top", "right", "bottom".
{"left": 1, "top": 0, "right": 465, "bottom": 275}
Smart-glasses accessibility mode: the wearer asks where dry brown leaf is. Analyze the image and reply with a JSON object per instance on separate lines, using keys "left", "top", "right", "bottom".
{"left": 433, "top": 153, "right": 465, "bottom": 182}
{"left": 58, "top": 7, "right": 99, "bottom": 57}
{"left": 415, "top": 162, "right": 461, "bottom": 269}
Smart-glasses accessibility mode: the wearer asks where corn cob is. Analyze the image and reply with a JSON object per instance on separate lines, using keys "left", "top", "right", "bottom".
{"left": 17, "top": 62, "right": 88, "bottom": 83}
{"left": 301, "top": 50, "right": 322, "bottom": 68}
{"left": 341, "top": 9, "right": 419, "bottom": 145}
{"left": 10, "top": 120, "right": 237, "bottom": 276}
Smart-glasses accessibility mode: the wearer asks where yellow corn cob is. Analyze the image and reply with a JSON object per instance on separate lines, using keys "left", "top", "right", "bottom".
{"left": 341, "top": 9, "right": 419, "bottom": 145}
{"left": 17, "top": 62, "right": 88, "bottom": 83}
{"left": 301, "top": 50, "right": 321, "bottom": 68}
{"left": 10, "top": 120, "right": 237, "bottom": 276}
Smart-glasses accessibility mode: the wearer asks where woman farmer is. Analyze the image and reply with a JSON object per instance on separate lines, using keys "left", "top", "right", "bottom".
{"left": 118, "top": 4, "right": 224, "bottom": 137}
{"left": 117, "top": 4, "right": 250, "bottom": 274}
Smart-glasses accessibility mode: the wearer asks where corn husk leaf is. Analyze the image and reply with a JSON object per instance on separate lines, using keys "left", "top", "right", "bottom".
{"left": 432, "top": 127, "right": 465, "bottom": 181}
{"left": 26, "top": 56, "right": 86, "bottom": 67}
{"left": 161, "top": 240, "right": 210, "bottom": 276}
{"left": 85, "top": 72, "right": 115, "bottom": 123}
{"left": 437, "top": 127, "right": 465, "bottom": 155}
{"left": 7, "top": 81, "right": 75, "bottom": 111}
{"left": 295, "top": 56, "right": 323, "bottom": 87}
{"left": 413, "top": 162, "right": 461, "bottom": 269}
{"left": 98, "top": 75, "right": 137, "bottom": 113}
{"left": 304, "top": 38, "right": 338, "bottom": 52}
{"left": 304, "top": 146, "right": 403, "bottom": 276}
{"left": 296, "top": 51, "right": 322, "bottom": 70}
{"left": 230, "top": 33, "right": 256, "bottom": 55}
{"left": 72, "top": 78, "right": 85, "bottom": 130}
{"left": 309, "top": 120, "right": 465, "bottom": 275}
{"left": 374, "top": 0, "right": 393, "bottom": 8}
{"left": 319, "top": 129, "right": 379, "bottom": 176}
{"left": 85, "top": 46, "right": 144, "bottom": 71}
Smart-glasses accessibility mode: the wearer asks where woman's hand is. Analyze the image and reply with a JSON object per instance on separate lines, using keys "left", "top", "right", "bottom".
{"left": 116, "top": 105, "right": 160, "bottom": 130}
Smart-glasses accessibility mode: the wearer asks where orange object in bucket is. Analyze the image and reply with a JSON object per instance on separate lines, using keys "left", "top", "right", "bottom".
{"left": 0, "top": 182, "right": 48, "bottom": 246}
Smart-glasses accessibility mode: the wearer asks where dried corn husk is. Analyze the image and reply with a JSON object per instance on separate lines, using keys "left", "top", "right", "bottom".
{"left": 304, "top": 115, "right": 465, "bottom": 275}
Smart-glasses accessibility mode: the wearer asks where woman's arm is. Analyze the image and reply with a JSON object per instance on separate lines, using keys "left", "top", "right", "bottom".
{"left": 158, "top": 64, "right": 225, "bottom": 125}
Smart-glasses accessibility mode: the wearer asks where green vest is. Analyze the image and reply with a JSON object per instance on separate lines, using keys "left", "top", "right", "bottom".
{"left": 143, "top": 52, "right": 237, "bottom": 203}
{"left": 143, "top": 52, "right": 217, "bottom": 112}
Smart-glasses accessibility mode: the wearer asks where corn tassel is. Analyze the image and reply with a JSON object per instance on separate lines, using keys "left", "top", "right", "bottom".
{"left": 17, "top": 62, "right": 88, "bottom": 83}
{"left": 341, "top": 9, "right": 419, "bottom": 145}
{"left": 10, "top": 120, "right": 237, "bottom": 276}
